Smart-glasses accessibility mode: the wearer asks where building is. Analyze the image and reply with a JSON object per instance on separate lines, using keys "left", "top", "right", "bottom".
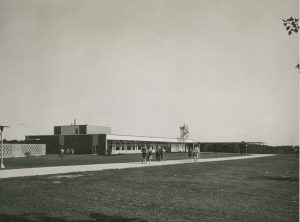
{"left": 54, "top": 124, "right": 111, "bottom": 135}
{"left": 26, "top": 124, "right": 194, "bottom": 155}
{"left": 196, "top": 142, "right": 264, "bottom": 153}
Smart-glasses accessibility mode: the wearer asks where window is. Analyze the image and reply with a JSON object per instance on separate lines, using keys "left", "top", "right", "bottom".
{"left": 79, "top": 125, "right": 87, "bottom": 134}
{"left": 54, "top": 126, "right": 61, "bottom": 135}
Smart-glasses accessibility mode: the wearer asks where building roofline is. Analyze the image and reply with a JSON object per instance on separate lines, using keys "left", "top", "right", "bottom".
{"left": 53, "top": 124, "right": 111, "bottom": 127}
{"left": 26, "top": 133, "right": 193, "bottom": 141}
{"left": 107, "top": 133, "right": 186, "bottom": 140}
{"left": 106, "top": 134, "right": 194, "bottom": 143}
{"left": 26, "top": 134, "right": 262, "bottom": 145}
{"left": 196, "top": 142, "right": 264, "bottom": 144}
{"left": 53, "top": 124, "right": 87, "bottom": 127}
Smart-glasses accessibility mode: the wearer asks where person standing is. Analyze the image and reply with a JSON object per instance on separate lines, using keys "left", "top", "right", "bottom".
{"left": 188, "top": 148, "right": 192, "bottom": 161}
{"left": 147, "top": 148, "right": 153, "bottom": 164}
{"left": 161, "top": 146, "right": 166, "bottom": 162}
{"left": 194, "top": 146, "right": 200, "bottom": 162}
{"left": 141, "top": 146, "right": 147, "bottom": 164}
{"left": 59, "top": 147, "right": 65, "bottom": 160}
{"left": 156, "top": 146, "right": 161, "bottom": 161}
{"left": 66, "top": 148, "right": 70, "bottom": 155}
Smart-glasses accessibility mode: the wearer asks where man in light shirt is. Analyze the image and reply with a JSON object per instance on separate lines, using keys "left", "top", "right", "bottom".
{"left": 194, "top": 146, "right": 200, "bottom": 162}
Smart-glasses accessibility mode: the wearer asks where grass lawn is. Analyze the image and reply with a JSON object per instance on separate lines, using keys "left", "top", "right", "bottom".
{"left": 0, "top": 154, "right": 298, "bottom": 222}
{"left": 1, "top": 152, "right": 243, "bottom": 169}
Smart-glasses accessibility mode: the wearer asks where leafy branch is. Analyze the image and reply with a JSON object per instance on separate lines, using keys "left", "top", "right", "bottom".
{"left": 282, "top": 17, "right": 299, "bottom": 71}
{"left": 282, "top": 17, "right": 299, "bottom": 35}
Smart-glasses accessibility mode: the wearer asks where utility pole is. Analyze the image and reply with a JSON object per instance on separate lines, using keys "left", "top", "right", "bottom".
{"left": 0, "top": 125, "right": 9, "bottom": 169}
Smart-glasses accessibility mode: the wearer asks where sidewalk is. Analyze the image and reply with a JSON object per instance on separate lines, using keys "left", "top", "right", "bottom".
{"left": 0, "top": 154, "right": 275, "bottom": 179}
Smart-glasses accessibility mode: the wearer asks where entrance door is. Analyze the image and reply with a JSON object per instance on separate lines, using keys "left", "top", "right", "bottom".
{"left": 92, "top": 145, "right": 97, "bottom": 154}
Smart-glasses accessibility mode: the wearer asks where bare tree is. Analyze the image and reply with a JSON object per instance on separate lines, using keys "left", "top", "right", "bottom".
{"left": 179, "top": 123, "right": 189, "bottom": 152}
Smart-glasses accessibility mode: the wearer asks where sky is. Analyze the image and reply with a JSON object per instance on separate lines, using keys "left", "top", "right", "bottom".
{"left": 0, "top": 0, "right": 298, "bottom": 145}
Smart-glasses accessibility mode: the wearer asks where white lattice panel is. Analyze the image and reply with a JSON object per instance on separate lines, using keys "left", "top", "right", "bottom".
{"left": 2, "top": 144, "right": 13, "bottom": 157}
{"left": 0, "top": 144, "right": 46, "bottom": 158}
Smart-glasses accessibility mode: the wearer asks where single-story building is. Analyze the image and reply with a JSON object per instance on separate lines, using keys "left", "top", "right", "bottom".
{"left": 26, "top": 124, "right": 194, "bottom": 155}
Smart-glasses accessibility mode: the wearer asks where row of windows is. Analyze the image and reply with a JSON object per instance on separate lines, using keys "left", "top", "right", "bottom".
{"left": 114, "top": 146, "right": 138, "bottom": 151}
{"left": 107, "top": 140, "right": 172, "bottom": 151}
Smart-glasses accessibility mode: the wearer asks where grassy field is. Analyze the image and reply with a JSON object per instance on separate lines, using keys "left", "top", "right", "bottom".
{"left": 0, "top": 154, "right": 298, "bottom": 222}
{"left": 2, "top": 152, "right": 243, "bottom": 169}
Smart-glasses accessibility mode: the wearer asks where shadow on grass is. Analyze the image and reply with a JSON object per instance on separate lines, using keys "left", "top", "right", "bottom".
{"left": 249, "top": 176, "right": 298, "bottom": 182}
{"left": 0, "top": 212, "right": 147, "bottom": 222}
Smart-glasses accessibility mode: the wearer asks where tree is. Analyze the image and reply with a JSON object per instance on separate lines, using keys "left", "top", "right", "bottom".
{"left": 282, "top": 17, "right": 299, "bottom": 71}
{"left": 179, "top": 123, "right": 189, "bottom": 152}
{"left": 282, "top": 17, "right": 299, "bottom": 35}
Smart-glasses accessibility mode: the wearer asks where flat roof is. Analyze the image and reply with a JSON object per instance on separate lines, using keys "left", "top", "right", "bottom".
{"left": 107, "top": 134, "right": 194, "bottom": 143}
{"left": 26, "top": 134, "right": 194, "bottom": 143}
{"left": 54, "top": 124, "right": 110, "bottom": 127}
{"left": 196, "top": 142, "right": 264, "bottom": 144}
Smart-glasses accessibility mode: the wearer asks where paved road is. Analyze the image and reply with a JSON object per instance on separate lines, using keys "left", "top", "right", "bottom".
{"left": 0, "top": 154, "right": 275, "bottom": 179}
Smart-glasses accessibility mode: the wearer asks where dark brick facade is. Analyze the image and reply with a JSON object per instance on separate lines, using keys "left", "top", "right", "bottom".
{"left": 26, "top": 134, "right": 107, "bottom": 154}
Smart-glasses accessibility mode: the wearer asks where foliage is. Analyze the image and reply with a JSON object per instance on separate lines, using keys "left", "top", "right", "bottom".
{"left": 24, "top": 151, "right": 31, "bottom": 158}
{"left": 282, "top": 17, "right": 299, "bottom": 35}
{"left": 282, "top": 17, "right": 299, "bottom": 71}
{"left": 179, "top": 123, "right": 189, "bottom": 141}
{"left": 199, "top": 143, "right": 297, "bottom": 154}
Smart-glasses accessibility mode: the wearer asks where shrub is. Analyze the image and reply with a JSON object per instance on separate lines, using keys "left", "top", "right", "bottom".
{"left": 24, "top": 151, "right": 31, "bottom": 158}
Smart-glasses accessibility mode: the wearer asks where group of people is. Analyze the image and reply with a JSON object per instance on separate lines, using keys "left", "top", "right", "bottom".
{"left": 188, "top": 146, "right": 200, "bottom": 162}
{"left": 141, "top": 146, "right": 165, "bottom": 164}
{"left": 59, "top": 147, "right": 75, "bottom": 159}
{"left": 58, "top": 146, "right": 199, "bottom": 162}
{"left": 141, "top": 146, "right": 200, "bottom": 164}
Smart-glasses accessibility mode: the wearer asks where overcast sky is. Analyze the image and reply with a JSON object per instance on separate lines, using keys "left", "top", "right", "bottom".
{"left": 0, "top": 0, "right": 298, "bottom": 145}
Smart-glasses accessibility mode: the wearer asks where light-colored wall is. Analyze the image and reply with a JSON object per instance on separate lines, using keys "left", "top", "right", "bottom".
{"left": 60, "top": 125, "right": 79, "bottom": 135}
{"left": 87, "top": 125, "right": 111, "bottom": 134}
{"left": 1, "top": 144, "right": 46, "bottom": 158}
{"left": 111, "top": 150, "right": 139, "bottom": 154}
{"left": 58, "top": 125, "right": 111, "bottom": 135}
{"left": 171, "top": 143, "right": 185, "bottom": 152}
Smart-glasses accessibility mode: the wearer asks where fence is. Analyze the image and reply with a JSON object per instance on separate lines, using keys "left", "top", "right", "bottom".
{"left": 0, "top": 144, "right": 46, "bottom": 158}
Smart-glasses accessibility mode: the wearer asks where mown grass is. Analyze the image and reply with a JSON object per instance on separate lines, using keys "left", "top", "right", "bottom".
{"left": 0, "top": 154, "right": 298, "bottom": 222}
{"left": 1, "top": 152, "right": 242, "bottom": 169}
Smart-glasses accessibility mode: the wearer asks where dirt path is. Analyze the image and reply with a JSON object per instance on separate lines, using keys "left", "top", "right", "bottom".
{"left": 0, "top": 154, "right": 275, "bottom": 179}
